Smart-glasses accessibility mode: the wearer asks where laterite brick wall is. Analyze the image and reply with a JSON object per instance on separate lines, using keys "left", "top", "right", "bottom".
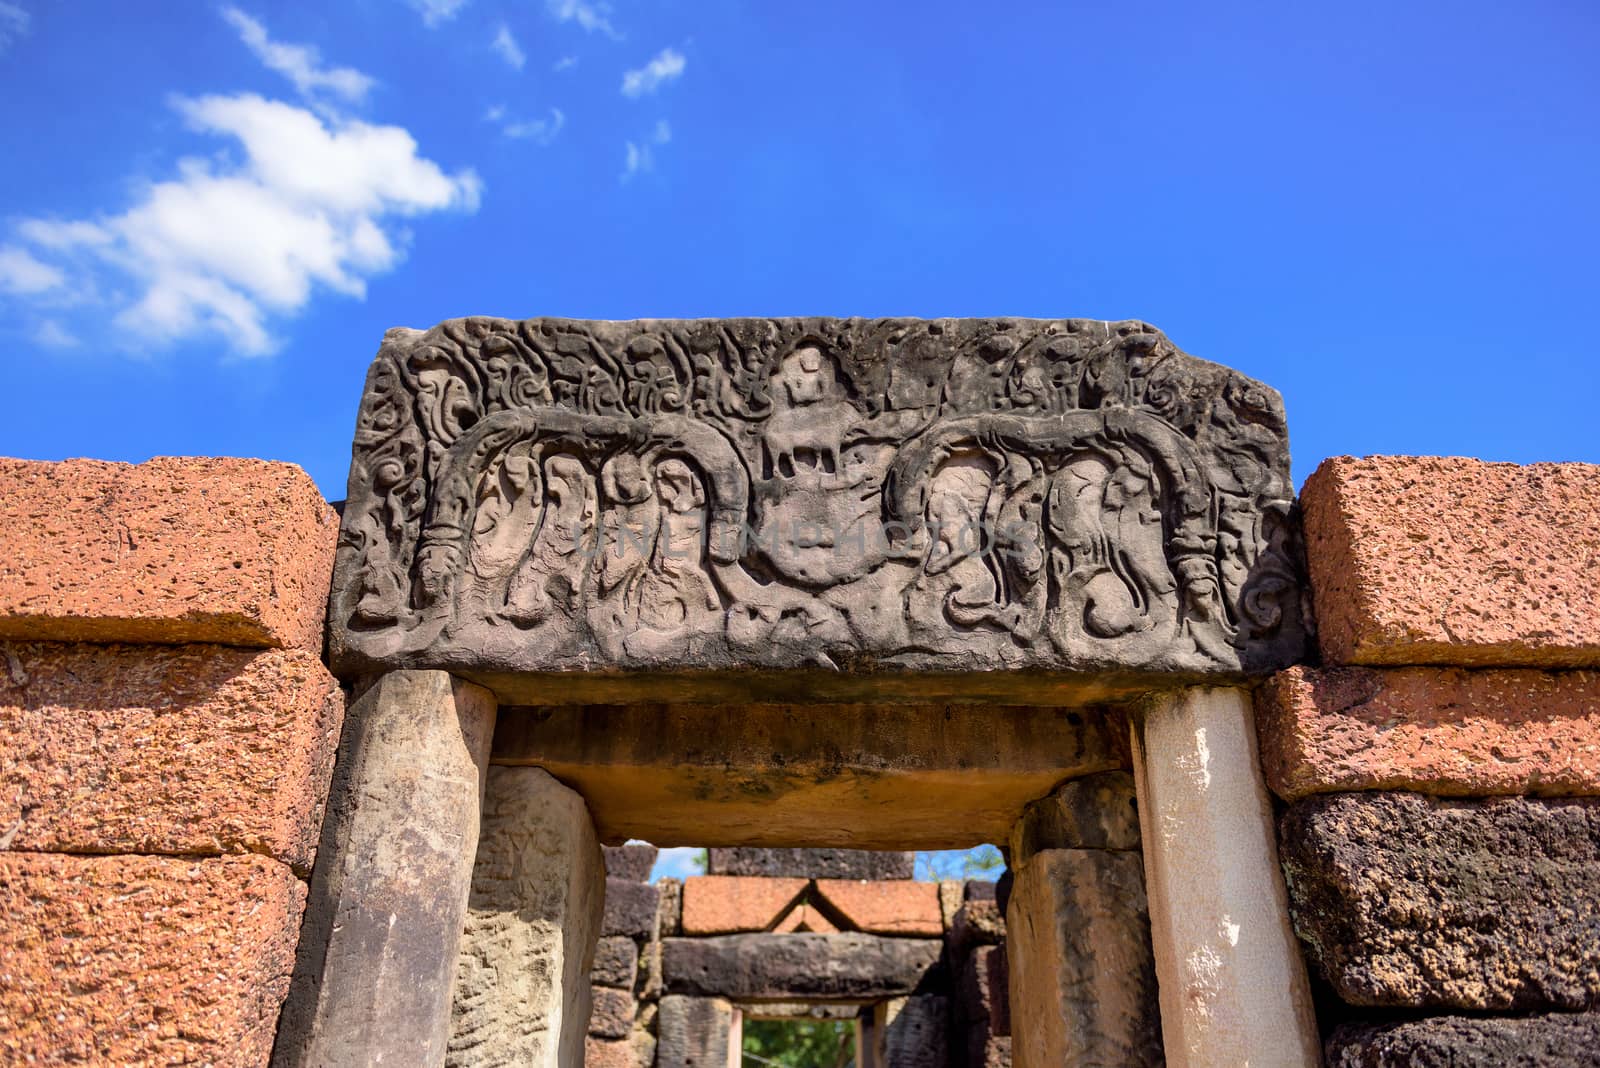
{"left": 0, "top": 458, "right": 344, "bottom": 1066}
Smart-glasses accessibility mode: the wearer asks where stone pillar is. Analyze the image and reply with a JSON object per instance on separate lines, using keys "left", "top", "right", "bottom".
{"left": 273, "top": 671, "right": 497, "bottom": 1068}
{"left": 1129, "top": 686, "right": 1320, "bottom": 1067}
{"left": 1004, "top": 771, "right": 1161, "bottom": 1067}
{"left": 873, "top": 995, "right": 950, "bottom": 1068}
{"left": 447, "top": 766, "right": 605, "bottom": 1068}
{"left": 657, "top": 995, "right": 736, "bottom": 1068}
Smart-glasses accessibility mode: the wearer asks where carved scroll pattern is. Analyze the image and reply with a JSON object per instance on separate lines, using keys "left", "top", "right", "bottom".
{"left": 332, "top": 318, "right": 1306, "bottom": 674}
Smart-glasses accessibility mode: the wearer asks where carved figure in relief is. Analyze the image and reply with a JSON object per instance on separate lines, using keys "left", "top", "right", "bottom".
{"left": 328, "top": 316, "right": 1308, "bottom": 677}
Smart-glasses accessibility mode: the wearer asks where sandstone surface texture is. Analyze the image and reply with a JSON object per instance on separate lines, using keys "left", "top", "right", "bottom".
{"left": 0, "top": 456, "right": 337, "bottom": 650}
{"left": 1326, "top": 1011, "right": 1600, "bottom": 1068}
{"left": 493, "top": 702, "right": 1122, "bottom": 848}
{"left": 1009, "top": 770, "right": 1140, "bottom": 861}
{"left": 662, "top": 933, "right": 942, "bottom": 1000}
{"left": 1279, "top": 791, "right": 1600, "bottom": 1010}
{"left": 0, "top": 641, "right": 343, "bottom": 873}
{"left": 0, "top": 852, "right": 304, "bottom": 1068}
{"left": 330, "top": 317, "right": 1307, "bottom": 684}
{"left": 1302, "top": 455, "right": 1600, "bottom": 668}
{"left": 657, "top": 996, "right": 733, "bottom": 1068}
{"left": 1257, "top": 664, "right": 1600, "bottom": 800}
{"left": 450, "top": 766, "right": 604, "bottom": 1068}
{"left": 878, "top": 995, "right": 950, "bottom": 1068}
{"left": 1005, "top": 848, "right": 1159, "bottom": 1067}
{"left": 592, "top": 936, "right": 641, "bottom": 988}
{"left": 604, "top": 843, "right": 660, "bottom": 881}
{"left": 707, "top": 847, "right": 915, "bottom": 880}
{"left": 273, "top": 670, "right": 496, "bottom": 1068}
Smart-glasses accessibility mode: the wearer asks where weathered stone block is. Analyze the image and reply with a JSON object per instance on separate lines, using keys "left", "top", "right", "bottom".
{"left": 960, "top": 945, "right": 1010, "bottom": 1037}
{"left": 967, "top": 1034, "right": 1011, "bottom": 1068}
{"left": 1257, "top": 664, "right": 1600, "bottom": 800}
{"left": 1005, "top": 848, "right": 1159, "bottom": 1067}
{"left": 963, "top": 879, "right": 997, "bottom": 902}
{"left": 496, "top": 703, "right": 1122, "bottom": 849}
{"left": 663, "top": 933, "right": 942, "bottom": 1000}
{"left": 813, "top": 879, "right": 943, "bottom": 935}
{"left": 877, "top": 995, "right": 949, "bottom": 1068}
{"left": 657, "top": 996, "right": 733, "bottom": 1068}
{"left": 586, "top": 1033, "right": 657, "bottom": 1068}
{"left": 329, "top": 317, "right": 1305, "bottom": 684}
{"left": 947, "top": 900, "right": 1005, "bottom": 958}
{"left": 588, "top": 985, "right": 636, "bottom": 1040}
{"left": 0, "top": 852, "right": 304, "bottom": 1067}
{"left": 449, "top": 766, "right": 604, "bottom": 1067}
{"left": 1326, "top": 1011, "right": 1600, "bottom": 1068}
{"left": 604, "top": 843, "right": 660, "bottom": 881}
{"left": 1279, "top": 791, "right": 1600, "bottom": 1010}
{"left": 681, "top": 875, "right": 808, "bottom": 934}
{"left": 274, "top": 670, "right": 496, "bottom": 1068}
{"left": 938, "top": 880, "right": 963, "bottom": 931}
{"left": 0, "top": 456, "right": 337, "bottom": 651}
{"left": 1302, "top": 455, "right": 1600, "bottom": 668}
{"left": 605, "top": 878, "right": 661, "bottom": 939}
{"left": 0, "top": 641, "right": 343, "bottom": 874}
{"left": 658, "top": 876, "right": 684, "bottom": 936}
{"left": 592, "top": 936, "right": 641, "bottom": 989}
{"left": 1010, "top": 770, "right": 1140, "bottom": 862}
{"left": 708, "top": 847, "right": 915, "bottom": 880}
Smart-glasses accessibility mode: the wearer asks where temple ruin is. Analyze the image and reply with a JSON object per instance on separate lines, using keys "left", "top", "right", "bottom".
{"left": 2, "top": 317, "right": 1598, "bottom": 1067}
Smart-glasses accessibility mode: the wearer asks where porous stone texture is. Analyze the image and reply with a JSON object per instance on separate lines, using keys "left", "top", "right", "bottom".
{"left": 1279, "top": 790, "right": 1600, "bottom": 1011}
{"left": 494, "top": 703, "right": 1122, "bottom": 849}
{"left": 1257, "top": 664, "right": 1600, "bottom": 800}
{"left": 604, "top": 878, "right": 661, "bottom": 939}
{"left": 1132, "top": 686, "right": 1321, "bottom": 1067}
{"left": 961, "top": 945, "right": 1010, "bottom": 1038}
{"left": 681, "top": 875, "right": 808, "bottom": 934}
{"left": 662, "top": 933, "right": 942, "bottom": 1000}
{"left": 604, "top": 843, "right": 659, "bottom": 881}
{"left": 938, "top": 880, "right": 963, "bottom": 930}
{"left": 0, "top": 456, "right": 337, "bottom": 651}
{"left": 588, "top": 985, "right": 636, "bottom": 1040}
{"left": 1009, "top": 770, "right": 1140, "bottom": 861}
{"left": 877, "top": 995, "right": 950, "bottom": 1068}
{"left": 813, "top": 879, "right": 943, "bottom": 935}
{"left": 449, "top": 766, "right": 604, "bottom": 1067}
{"left": 273, "top": 671, "right": 496, "bottom": 1068}
{"left": 586, "top": 1032, "right": 657, "bottom": 1068}
{"left": 947, "top": 900, "right": 1005, "bottom": 958}
{"left": 708, "top": 847, "right": 916, "bottom": 880}
{"left": 592, "top": 936, "right": 641, "bottom": 989}
{"left": 658, "top": 877, "right": 684, "bottom": 936}
{"left": 1326, "top": 1011, "right": 1600, "bottom": 1067}
{"left": 970, "top": 1036, "right": 1012, "bottom": 1068}
{"left": 1302, "top": 455, "right": 1600, "bottom": 668}
{"left": 658, "top": 996, "right": 733, "bottom": 1068}
{"left": 0, "top": 852, "right": 304, "bottom": 1067}
{"left": 0, "top": 641, "right": 343, "bottom": 874}
{"left": 1005, "top": 848, "right": 1159, "bottom": 1067}
{"left": 330, "top": 317, "right": 1306, "bottom": 683}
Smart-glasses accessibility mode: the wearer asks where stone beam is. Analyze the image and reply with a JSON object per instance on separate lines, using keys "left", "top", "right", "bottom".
{"left": 491, "top": 701, "right": 1124, "bottom": 848}
{"left": 662, "top": 933, "right": 943, "bottom": 1001}
{"left": 328, "top": 317, "right": 1305, "bottom": 688}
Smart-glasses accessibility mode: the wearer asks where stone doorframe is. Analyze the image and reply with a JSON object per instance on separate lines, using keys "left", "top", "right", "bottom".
{"left": 271, "top": 675, "right": 1319, "bottom": 1068}
{"left": 283, "top": 314, "right": 1322, "bottom": 1067}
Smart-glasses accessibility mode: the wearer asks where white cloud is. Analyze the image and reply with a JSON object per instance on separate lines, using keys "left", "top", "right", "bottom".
{"left": 547, "top": 0, "right": 616, "bottom": 38}
{"left": 621, "top": 48, "right": 685, "bottom": 98}
{"left": 491, "top": 24, "right": 525, "bottom": 70}
{"left": 0, "top": 245, "right": 65, "bottom": 294}
{"left": 32, "top": 319, "right": 77, "bottom": 348}
{"left": 486, "top": 104, "right": 565, "bottom": 145}
{"left": 621, "top": 119, "right": 672, "bottom": 180}
{"left": 7, "top": 94, "right": 480, "bottom": 356}
{"left": 407, "top": 0, "right": 468, "bottom": 26}
{"left": 0, "top": 2, "right": 27, "bottom": 55}
{"left": 221, "top": 8, "right": 375, "bottom": 104}
{"left": 553, "top": 55, "right": 579, "bottom": 73}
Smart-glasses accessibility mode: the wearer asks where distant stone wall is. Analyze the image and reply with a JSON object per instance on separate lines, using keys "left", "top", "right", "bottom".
{"left": 587, "top": 847, "right": 1007, "bottom": 1068}
{"left": 1256, "top": 456, "right": 1600, "bottom": 1065}
{"left": 0, "top": 457, "right": 343, "bottom": 1068}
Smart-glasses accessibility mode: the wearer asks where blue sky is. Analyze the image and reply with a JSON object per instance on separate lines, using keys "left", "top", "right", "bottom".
{"left": 0, "top": 0, "right": 1595, "bottom": 499}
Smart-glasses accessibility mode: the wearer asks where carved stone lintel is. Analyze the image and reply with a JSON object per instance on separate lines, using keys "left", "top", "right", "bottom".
{"left": 329, "top": 317, "right": 1306, "bottom": 680}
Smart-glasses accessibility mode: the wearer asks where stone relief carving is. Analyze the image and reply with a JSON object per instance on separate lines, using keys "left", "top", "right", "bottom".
{"left": 330, "top": 317, "right": 1306, "bottom": 675}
